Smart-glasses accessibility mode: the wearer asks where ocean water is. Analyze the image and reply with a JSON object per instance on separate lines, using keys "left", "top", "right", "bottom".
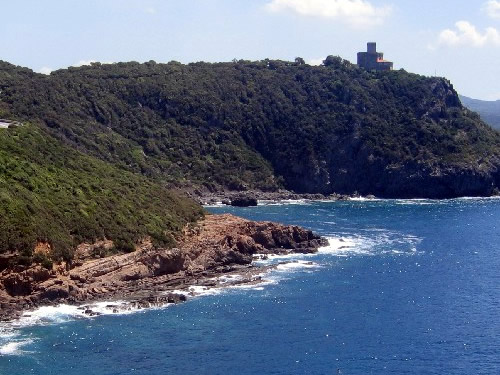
{"left": 1, "top": 198, "right": 499, "bottom": 374}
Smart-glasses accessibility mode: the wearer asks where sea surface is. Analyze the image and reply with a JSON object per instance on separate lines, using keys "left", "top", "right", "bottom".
{"left": 1, "top": 198, "right": 499, "bottom": 374}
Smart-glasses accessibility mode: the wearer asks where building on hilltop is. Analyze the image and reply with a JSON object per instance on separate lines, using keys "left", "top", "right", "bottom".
{"left": 357, "top": 42, "right": 393, "bottom": 71}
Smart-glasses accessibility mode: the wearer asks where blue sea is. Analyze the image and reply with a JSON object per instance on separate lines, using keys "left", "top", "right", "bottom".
{"left": 1, "top": 198, "right": 499, "bottom": 374}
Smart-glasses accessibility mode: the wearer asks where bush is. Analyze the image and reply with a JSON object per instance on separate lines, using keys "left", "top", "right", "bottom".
{"left": 32, "top": 253, "right": 53, "bottom": 270}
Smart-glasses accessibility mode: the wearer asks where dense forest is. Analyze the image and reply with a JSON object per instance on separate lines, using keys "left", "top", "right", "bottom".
{"left": 1, "top": 57, "right": 500, "bottom": 262}
{"left": 2, "top": 57, "right": 499, "bottom": 199}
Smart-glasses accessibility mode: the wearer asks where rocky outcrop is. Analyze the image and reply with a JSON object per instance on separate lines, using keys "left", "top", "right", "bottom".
{"left": 230, "top": 195, "right": 258, "bottom": 207}
{"left": 0, "top": 214, "right": 327, "bottom": 321}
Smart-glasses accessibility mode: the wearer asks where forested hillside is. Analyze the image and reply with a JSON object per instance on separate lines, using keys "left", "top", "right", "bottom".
{"left": 0, "top": 124, "right": 202, "bottom": 263}
{"left": 459, "top": 95, "right": 500, "bottom": 130}
{"left": 1, "top": 58, "right": 500, "bottom": 199}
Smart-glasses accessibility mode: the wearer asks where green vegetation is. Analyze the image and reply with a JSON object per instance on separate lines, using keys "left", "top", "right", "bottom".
{"left": 1, "top": 56, "right": 500, "bottom": 262}
{"left": 1, "top": 58, "right": 499, "bottom": 198}
{"left": 0, "top": 124, "right": 203, "bottom": 261}
{"left": 459, "top": 95, "right": 500, "bottom": 130}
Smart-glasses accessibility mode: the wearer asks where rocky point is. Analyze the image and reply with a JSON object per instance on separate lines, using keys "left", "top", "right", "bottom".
{"left": 0, "top": 214, "right": 327, "bottom": 321}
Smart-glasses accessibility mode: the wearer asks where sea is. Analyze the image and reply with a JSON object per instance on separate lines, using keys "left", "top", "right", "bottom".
{"left": 1, "top": 198, "right": 499, "bottom": 375}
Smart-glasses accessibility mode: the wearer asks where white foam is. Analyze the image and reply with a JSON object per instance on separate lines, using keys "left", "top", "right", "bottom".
{"left": 395, "top": 199, "right": 433, "bottom": 205}
{"left": 202, "top": 202, "right": 224, "bottom": 208}
{"left": 171, "top": 285, "right": 222, "bottom": 298}
{"left": 253, "top": 252, "right": 310, "bottom": 265}
{"left": 215, "top": 274, "right": 244, "bottom": 284}
{"left": 275, "top": 260, "right": 320, "bottom": 272}
{"left": 14, "top": 305, "right": 87, "bottom": 328}
{"left": 11, "top": 301, "right": 137, "bottom": 329}
{"left": 318, "top": 233, "right": 422, "bottom": 258}
{"left": 0, "top": 339, "right": 33, "bottom": 356}
{"left": 348, "top": 197, "right": 378, "bottom": 201}
{"left": 318, "top": 237, "right": 367, "bottom": 257}
{"left": 0, "top": 230, "right": 424, "bottom": 340}
{"left": 0, "top": 325, "right": 16, "bottom": 339}
{"left": 455, "top": 196, "right": 500, "bottom": 200}
{"left": 225, "top": 277, "right": 277, "bottom": 290}
{"left": 82, "top": 301, "right": 137, "bottom": 316}
{"left": 188, "top": 285, "right": 222, "bottom": 296}
{"left": 258, "top": 199, "right": 309, "bottom": 206}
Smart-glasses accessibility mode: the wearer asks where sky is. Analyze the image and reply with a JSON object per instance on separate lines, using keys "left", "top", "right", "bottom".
{"left": 1, "top": 0, "right": 500, "bottom": 100}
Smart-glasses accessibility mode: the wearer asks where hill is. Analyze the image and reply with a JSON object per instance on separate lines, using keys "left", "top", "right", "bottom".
{"left": 0, "top": 124, "right": 203, "bottom": 264}
{"left": 1, "top": 58, "right": 500, "bottom": 199}
{"left": 459, "top": 95, "right": 500, "bottom": 130}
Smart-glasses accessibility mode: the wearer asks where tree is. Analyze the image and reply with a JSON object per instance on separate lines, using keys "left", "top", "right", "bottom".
{"left": 323, "top": 55, "right": 343, "bottom": 67}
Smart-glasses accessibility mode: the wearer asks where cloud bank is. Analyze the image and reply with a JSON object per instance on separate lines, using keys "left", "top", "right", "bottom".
{"left": 484, "top": 0, "right": 500, "bottom": 19}
{"left": 435, "top": 21, "right": 500, "bottom": 48}
{"left": 265, "top": 0, "right": 392, "bottom": 28}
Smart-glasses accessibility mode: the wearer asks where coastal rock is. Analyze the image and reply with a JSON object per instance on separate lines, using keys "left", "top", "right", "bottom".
{"left": 0, "top": 214, "right": 326, "bottom": 321}
{"left": 180, "top": 214, "right": 326, "bottom": 268}
{"left": 230, "top": 195, "right": 258, "bottom": 207}
{"left": 1, "top": 266, "right": 52, "bottom": 296}
{"left": 142, "top": 249, "right": 187, "bottom": 276}
{"left": 39, "top": 284, "right": 70, "bottom": 300}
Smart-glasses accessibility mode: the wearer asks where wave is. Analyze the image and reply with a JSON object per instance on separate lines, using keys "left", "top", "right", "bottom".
{"left": 319, "top": 231, "right": 422, "bottom": 257}
{"left": 258, "top": 199, "right": 310, "bottom": 206}
{"left": 205, "top": 196, "right": 500, "bottom": 212}
{"left": 203, "top": 202, "right": 225, "bottom": 208}
{"left": 171, "top": 285, "right": 223, "bottom": 298}
{"left": 0, "top": 228, "right": 423, "bottom": 356}
{"left": 12, "top": 301, "right": 138, "bottom": 329}
{"left": 319, "top": 237, "right": 373, "bottom": 257}
{"left": 275, "top": 260, "right": 320, "bottom": 272}
{"left": 348, "top": 197, "right": 381, "bottom": 202}
{"left": 394, "top": 199, "right": 434, "bottom": 205}
{"left": 0, "top": 339, "right": 34, "bottom": 356}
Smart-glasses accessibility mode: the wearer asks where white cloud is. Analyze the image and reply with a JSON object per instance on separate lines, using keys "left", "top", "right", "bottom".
{"left": 74, "top": 60, "right": 97, "bottom": 67}
{"left": 39, "top": 67, "right": 53, "bottom": 75}
{"left": 73, "top": 60, "right": 113, "bottom": 67}
{"left": 145, "top": 7, "right": 156, "bottom": 15}
{"left": 484, "top": 1, "right": 500, "bottom": 19}
{"left": 307, "top": 57, "right": 325, "bottom": 66}
{"left": 434, "top": 21, "right": 500, "bottom": 48}
{"left": 265, "top": 0, "right": 392, "bottom": 28}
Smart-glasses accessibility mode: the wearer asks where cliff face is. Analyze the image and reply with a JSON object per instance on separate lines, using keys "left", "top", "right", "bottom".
{"left": 0, "top": 214, "right": 327, "bottom": 321}
{"left": 272, "top": 79, "right": 500, "bottom": 198}
{"left": 1, "top": 59, "right": 500, "bottom": 198}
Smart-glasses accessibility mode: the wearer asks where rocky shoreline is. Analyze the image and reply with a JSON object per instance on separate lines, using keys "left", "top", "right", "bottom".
{"left": 189, "top": 188, "right": 500, "bottom": 206}
{"left": 0, "top": 214, "right": 327, "bottom": 322}
{"left": 186, "top": 188, "right": 371, "bottom": 206}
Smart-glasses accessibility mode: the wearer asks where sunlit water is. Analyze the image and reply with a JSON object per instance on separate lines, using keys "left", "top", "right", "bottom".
{"left": 1, "top": 198, "right": 499, "bottom": 374}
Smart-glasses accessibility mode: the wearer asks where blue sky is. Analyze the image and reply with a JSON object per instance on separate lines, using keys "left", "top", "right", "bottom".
{"left": 1, "top": 0, "right": 500, "bottom": 100}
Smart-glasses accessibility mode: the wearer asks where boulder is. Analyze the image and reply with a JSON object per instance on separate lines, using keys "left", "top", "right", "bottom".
{"left": 230, "top": 195, "right": 258, "bottom": 207}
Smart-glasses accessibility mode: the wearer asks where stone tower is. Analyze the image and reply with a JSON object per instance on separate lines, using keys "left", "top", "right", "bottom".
{"left": 357, "top": 42, "right": 393, "bottom": 71}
